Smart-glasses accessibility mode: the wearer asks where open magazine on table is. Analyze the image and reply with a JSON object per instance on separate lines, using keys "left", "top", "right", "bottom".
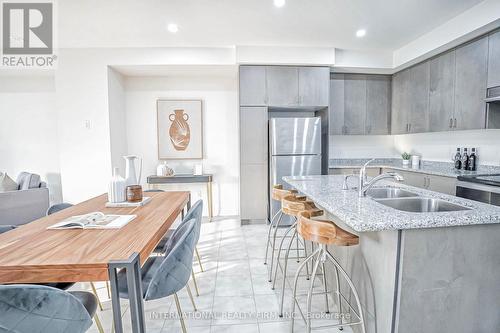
{"left": 47, "top": 212, "right": 136, "bottom": 230}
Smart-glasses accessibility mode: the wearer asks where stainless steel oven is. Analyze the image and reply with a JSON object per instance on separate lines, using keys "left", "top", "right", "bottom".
{"left": 456, "top": 175, "right": 500, "bottom": 206}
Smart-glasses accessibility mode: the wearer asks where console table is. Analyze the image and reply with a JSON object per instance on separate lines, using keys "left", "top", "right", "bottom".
{"left": 147, "top": 174, "right": 214, "bottom": 220}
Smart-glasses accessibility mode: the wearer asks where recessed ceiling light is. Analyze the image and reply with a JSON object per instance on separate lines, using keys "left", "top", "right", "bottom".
{"left": 167, "top": 23, "right": 179, "bottom": 33}
{"left": 356, "top": 29, "right": 366, "bottom": 38}
{"left": 274, "top": 0, "right": 285, "bottom": 8}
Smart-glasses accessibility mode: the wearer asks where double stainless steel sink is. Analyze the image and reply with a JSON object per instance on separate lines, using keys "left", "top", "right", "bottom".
{"left": 366, "top": 187, "right": 471, "bottom": 213}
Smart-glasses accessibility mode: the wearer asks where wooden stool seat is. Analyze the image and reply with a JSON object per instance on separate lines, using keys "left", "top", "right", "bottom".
{"left": 297, "top": 211, "right": 359, "bottom": 246}
{"left": 281, "top": 195, "right": 323, "bottom": 217}
{"left": 272, "top": 184, "right": 298, "bottom": 201}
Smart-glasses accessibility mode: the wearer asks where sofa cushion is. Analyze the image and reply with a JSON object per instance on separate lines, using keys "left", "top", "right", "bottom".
{"left": 16, "top": 172, "right": 41, "bottom": 190}
{"left": 0, "top": 173, "right": 18, "bottom": 192}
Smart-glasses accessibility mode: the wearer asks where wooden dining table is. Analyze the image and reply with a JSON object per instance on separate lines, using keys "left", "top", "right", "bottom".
{"left": 0, "top": 191, "right": 191, "bottom": 333}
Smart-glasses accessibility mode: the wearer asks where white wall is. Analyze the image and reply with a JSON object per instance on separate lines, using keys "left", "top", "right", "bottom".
{"left": 108, "top": 68, "right": 128, "bottom": 173}
{"left": 329, "top": 135, "right": 397, "bottom": 159}
{"left": 0, "top": 76, "right": 62, "bottom": 203}
{"left": 123, "top": 75, "right": 239, "bottom": 216}
{"left": 393, "top": 130, "right": 500, "bottom": 165}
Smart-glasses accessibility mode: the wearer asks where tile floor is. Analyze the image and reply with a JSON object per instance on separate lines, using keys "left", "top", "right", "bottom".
{"left": 83, "top": 217, "right": 346, "bottom": 333}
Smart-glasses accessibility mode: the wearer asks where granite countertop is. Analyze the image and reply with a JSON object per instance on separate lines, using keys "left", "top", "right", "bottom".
{"left": 329, "top": 158, "right": 500, "bottom": 178}
{"left": 283, "top": 175, "right": 500, "bottom": 232}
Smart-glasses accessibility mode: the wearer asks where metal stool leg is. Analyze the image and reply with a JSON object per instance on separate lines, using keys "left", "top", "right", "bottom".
{"left": 264, "top": 210, "right": 281, "bottom": 265}
{"left": 306, "top": 253, "right": 323, "bottom": 333}
{"left": 325, "top": 248, "right": 366, "bottom": 333}
{"left": 290, "top": 247, "right": 321, "bottom": 333}
{"left": 268, "top": 212, "right": 284, "bottom": 282}
{"left": 334, "top": 265, "right": 342, "bottom": 329}
{"left": 322, "top": 262, "right": 330, "bottom": 314}
{"left": 278, "top": 228, "right": 298, "bottom": 317}
{"left": 272, "top": 222, "right": 296, "bottom": 289}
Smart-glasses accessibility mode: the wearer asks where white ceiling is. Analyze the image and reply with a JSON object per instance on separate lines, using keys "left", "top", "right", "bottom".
{"left": 58, "top": 0, "right": 484, "bottom": 51}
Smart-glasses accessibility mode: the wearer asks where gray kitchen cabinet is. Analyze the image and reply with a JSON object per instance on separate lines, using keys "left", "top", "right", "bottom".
{"left": 239, "top": 66, "right": 267, "bottom": 106}
{"left": 240, "top": 107, "right": 268, "bottom": 164}
{"left": 344, "top": 74, "right": 367, "bottom": 135}
{"left": 427, "top": 174, "right": 457, "bottom": 196}
{"left": 391, "top": 69, "right": 411, "bottom": 134}
{"left": 240, "top": 164, "right": 268, "bottom": 220}
{"left": 266, "top": 66, "right": 299, "bottom": 106}
{"left": 408, "top": 61, "right": 430, "bottom": 133}
{"left": 299, "top": 67, "right": 330, "bottom": 106}
{"left": 429, "top": 51, "right": 456, "bottom": 132}
{"left": 488, "top": 30, "right": 500, "bottom": 88}
{"left": 454, "top": 37, "right": 488, "bottom": 130}
{"left": 366, "top": 75, "right": 391, "bottom": 135}
{"left": 329, "top": 74, "right": 345, "bottom": 135}
{"left": 383, "top": 168, "right": 457, "bottom": 195}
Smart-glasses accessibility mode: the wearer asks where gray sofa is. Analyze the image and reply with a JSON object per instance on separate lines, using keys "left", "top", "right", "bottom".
{"left": 0, "top": 173, "right": 49, "bottom": 226}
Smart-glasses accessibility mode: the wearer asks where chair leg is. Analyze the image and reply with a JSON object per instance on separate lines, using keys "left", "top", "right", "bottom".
{"left": 90, "top": 282, "right": 104, "bottom": 311}
{"left": 268, "top": 212, "right": 284, "bottom": 282}
{"left": 174, "top": 293, "right": 187, "bottom": 333}
{"left": 271, "top": 222, "right": 296, "bottom": 290}
{"left": 106, "top": 281, "right": 111, "bottom": 299}
{"left": 322, "top": 262, "right": 330, "bottom": 314}
{"left": 306, "top": 252, "right": 323, "bottom": 333}
{"left": 195, "top": 247, "right": 204, "bottom": 272}
{"left": 191, "top": 270, "right": 200, "bottom": 296}
{"left": 290, "top": 247, "right": 321, "bottom": 333}
{"left": 93, "top": 313, "right": 105, "bottom": 333}
{"left": 264, "top": 210, "right": 280, "bottom": 265}
{"left": 324, "top": 247, "right": 366, "bottom": 333}
{"left": 278, "top": 229, "right": 297, "bottom": 317}
{"left": 186, "top": 285, "right": 197, "bottom": 311}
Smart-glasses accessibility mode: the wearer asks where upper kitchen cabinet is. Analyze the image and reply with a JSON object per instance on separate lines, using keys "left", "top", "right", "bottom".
{"left": 429, "top": 51, "right": 456, "bottom": 132}
{"left": 391, "top": 69, "right": 410, "bottom": 134}
{"left": 488, "top": 30, "right": 500, "bottom": 88}
{"left": 239, "top": 66, "right": 267, "bottom": 106}
{"left": 240, "top": 66, "right": 330, "bottom": 107}
{"left": 408, "top": 61, "right": 430, "bottom": 133}
{"left": 330, "top": 74, "right": 391, "bottom": 135}
{"left": 329, "top": 74, "right": 345, "bottom": 135}
{"left": 298, "top": 67, "right": 330, "bottom": 106}
{"left": 366, "top": 75, "right": 391, "bottom": 135}
{"left": 266, "top": 66, "right": 299, "bottom": 106}
{"left": 344, "top": 74, "right": 367, "bottom": 135}
{"left": 454, "top": 37, "right": 488, "bottom": 130}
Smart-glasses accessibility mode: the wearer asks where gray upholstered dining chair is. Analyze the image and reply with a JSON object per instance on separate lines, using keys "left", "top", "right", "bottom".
{"left": 152, "top": 199, "right": 204, "bottom": 296}
{"left": 0, "top": 225, "right": 16, "bottom": 234}
{"left": 117, "top": 217, "right": 201, "bottom": 333}
{"left": 46, "top": 203, "right": 110, "bottom": 311}
{"left": 0, "top": 284, "right": 103, "bottom": 333}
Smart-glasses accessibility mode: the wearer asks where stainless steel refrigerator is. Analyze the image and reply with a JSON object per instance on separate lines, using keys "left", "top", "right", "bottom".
{"left": 269, "top": 117, "right": 322, "bottom": 225}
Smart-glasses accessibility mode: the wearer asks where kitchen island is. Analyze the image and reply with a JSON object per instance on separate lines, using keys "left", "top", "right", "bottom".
{"left": 284, "top": 175, "right": 500, "bottom": 333}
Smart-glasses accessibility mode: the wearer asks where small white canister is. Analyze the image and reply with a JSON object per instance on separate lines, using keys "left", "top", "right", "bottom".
{"left": 411, "top": 155, "right": 421, "bottom": 169}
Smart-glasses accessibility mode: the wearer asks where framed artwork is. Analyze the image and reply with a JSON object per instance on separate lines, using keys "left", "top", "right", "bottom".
{"left": 157, "top": 99, "right": 203, "bottom": 159}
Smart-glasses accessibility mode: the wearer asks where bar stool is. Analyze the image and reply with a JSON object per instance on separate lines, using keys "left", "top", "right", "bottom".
{"left": 264, "top": 184, "right": 298, "bottom": 282}
{"left": 273, "top": 194, "right": 324, "bottom": 317}
{"left": 290, "top": 210, "right": 365, "bottom": 333}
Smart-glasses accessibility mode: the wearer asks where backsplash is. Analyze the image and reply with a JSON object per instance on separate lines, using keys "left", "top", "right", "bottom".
{"left": 330, "top": 129, "right": 500, "bottom": 166}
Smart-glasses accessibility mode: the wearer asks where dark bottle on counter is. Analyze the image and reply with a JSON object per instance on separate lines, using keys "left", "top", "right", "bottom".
{"left": 468, "top": 148, "right": 478, "bottom": 171}
{"left": 461, "top": 148, "right": 469, "bottom": 170}
{"left": 454, "top": 148, "right": 462, "bottom": 169}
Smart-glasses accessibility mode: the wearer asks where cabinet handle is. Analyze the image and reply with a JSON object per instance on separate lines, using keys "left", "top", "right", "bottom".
{"left": 453, "top": 118, "right": 457, "bottom": 128}
{"left": 408, "top": 123, "right": 411, "bottom": 132}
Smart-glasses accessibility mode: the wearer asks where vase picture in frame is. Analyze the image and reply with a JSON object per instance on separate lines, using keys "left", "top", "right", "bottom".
{"left": 157, "top": 99, "right": 203, "bottom": 159}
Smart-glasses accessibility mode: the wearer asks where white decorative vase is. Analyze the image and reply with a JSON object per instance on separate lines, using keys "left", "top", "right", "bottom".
{"left": 402, "top": 159, "right": 410, "bottom": 167}
{"left": 156, "top": 161, "right": 174, "bottom": 177}
{"left": 108, "top": 167, "right": 126, "bottom": 203}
